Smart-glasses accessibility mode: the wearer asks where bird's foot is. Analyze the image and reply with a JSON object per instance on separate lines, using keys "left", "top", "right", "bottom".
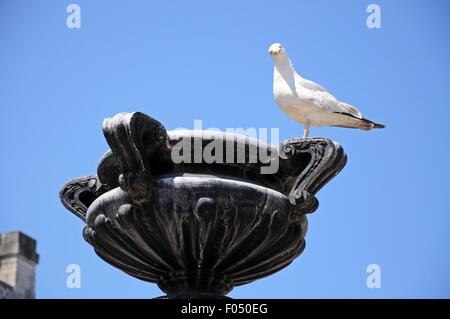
{"left": 302, "top": 128, "right": 310, "bottom": 138}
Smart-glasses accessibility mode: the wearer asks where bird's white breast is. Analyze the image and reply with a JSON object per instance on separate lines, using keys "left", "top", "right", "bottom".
{"left": 273, "top": 74, "right": 316, "bottom": 126}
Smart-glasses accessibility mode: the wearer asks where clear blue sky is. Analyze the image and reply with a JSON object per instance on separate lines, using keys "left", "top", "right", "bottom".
{"left": 1, "top": 0, "right": 449, "bottom": 298}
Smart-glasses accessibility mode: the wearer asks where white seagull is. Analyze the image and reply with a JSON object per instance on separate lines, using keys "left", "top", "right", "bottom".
{"left": 269, "top": 43, "right": 385, "bottom": 138}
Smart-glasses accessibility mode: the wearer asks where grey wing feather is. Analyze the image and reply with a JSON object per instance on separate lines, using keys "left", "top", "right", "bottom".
{"left": 339, "top": 102, "right": 363, "bottom": 119}
{"left": 297, "top": 74, "right": 364, "bottom": 118}
{"left": 300, "top": 78, "right": 328, "bottom": 92}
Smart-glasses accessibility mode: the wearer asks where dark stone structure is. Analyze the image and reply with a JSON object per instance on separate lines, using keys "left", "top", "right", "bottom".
{"left": 60, "top": 112, "right": 346, "bottom": 298}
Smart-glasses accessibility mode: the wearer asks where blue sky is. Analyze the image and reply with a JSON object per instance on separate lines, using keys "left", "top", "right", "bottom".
{"left": 1, "top": 0, "right": 449, "bottom": 298}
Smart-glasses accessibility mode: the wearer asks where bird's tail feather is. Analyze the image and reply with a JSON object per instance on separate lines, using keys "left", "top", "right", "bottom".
{"left": 332, "top": 118, "right": 386, "bottom": 131}
{"left": 363, "top": 118, "right": 385, "bottom": 129}
{"left": 332, "top": 111, "right": 385, "bottom": 130}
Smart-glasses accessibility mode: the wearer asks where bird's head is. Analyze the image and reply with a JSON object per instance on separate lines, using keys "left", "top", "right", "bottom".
{"left": 268, "top": 43, "right": 286, "bottom": 58}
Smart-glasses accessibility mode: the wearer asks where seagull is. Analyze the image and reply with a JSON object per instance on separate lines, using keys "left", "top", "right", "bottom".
{"left": 269, "top": 43, "right": 385, "bottom": 138}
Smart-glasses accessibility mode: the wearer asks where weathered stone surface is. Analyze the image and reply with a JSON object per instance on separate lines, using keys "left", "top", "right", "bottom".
{"left": 60, "top": 112, "right": 346, "bottom": 298}
{"left": 0, "top": 281, "right": 13, "bottom": 299}
{"left": 0, "top": 231, "right": 39, "bottom": 299}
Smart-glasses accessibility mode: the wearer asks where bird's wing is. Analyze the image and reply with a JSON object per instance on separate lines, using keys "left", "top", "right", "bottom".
{"left": 299, "top": 77, "right": 328, "bottom": 92}
{"left": 312, "top": 92, "right": 363, "bottom": 119}
{"left": 338, "top": 102, "right": 362, "bottom": 119}
{"left": 296, "top": 75, "right": 363, "bottom": 118}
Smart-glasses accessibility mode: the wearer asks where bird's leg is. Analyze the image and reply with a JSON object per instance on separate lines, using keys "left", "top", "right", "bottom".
{"left": 303, "top": 126, "right": 310, "bottom": 138}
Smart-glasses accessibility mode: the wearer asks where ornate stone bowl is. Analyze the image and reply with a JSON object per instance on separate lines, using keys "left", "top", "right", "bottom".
{"left": 60, "top": 112, "right": 346, "bottom": 298}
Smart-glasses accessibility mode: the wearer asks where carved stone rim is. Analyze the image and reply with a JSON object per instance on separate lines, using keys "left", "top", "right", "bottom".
{"left": 60, "top": 133, "right": 347, "bottom": 222}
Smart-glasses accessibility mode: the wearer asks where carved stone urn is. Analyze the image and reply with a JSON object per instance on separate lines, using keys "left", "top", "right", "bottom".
{"left": 60, "top": 112, "right": 346, "bottom": 298}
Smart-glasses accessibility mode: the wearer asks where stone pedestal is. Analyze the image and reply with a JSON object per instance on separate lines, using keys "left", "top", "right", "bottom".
{"left": 60, "top": 112, "right": 346, "bottom": 298}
